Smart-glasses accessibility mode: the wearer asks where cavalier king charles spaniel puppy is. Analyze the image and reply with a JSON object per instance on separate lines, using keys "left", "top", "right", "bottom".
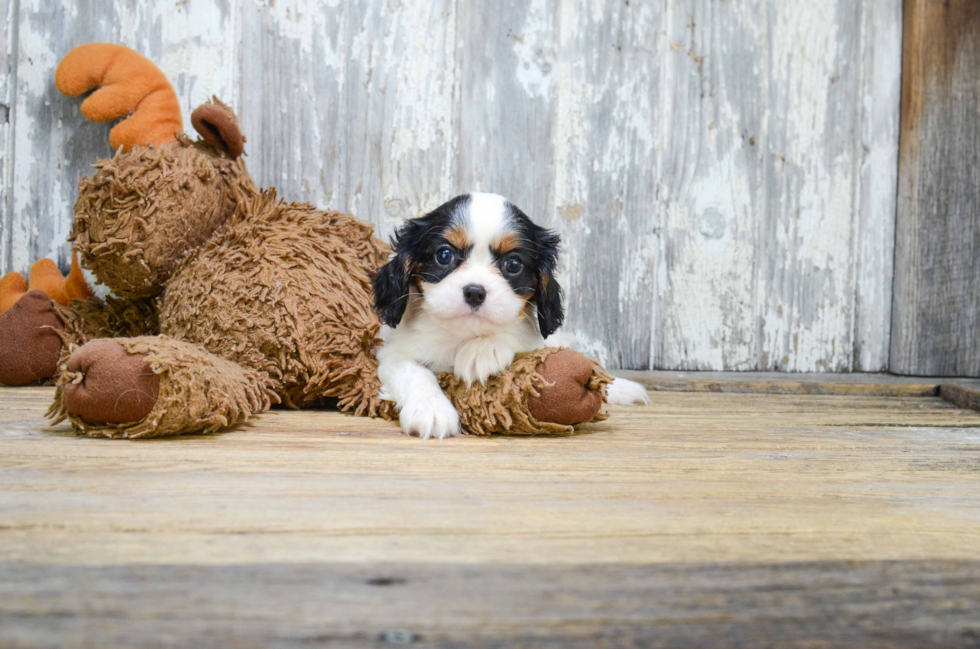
{"left": 373, "top": 192, "right": 649, "bottom": 439}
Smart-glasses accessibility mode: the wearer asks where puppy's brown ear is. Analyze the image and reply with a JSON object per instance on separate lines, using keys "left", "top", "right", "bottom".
{"left": 191, "top": 97, "right": 245, "bottom": 159}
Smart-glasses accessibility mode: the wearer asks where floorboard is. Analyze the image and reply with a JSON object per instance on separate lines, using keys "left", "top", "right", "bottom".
{"left": 2, "top": 385, "right": 979, "bottom": 647}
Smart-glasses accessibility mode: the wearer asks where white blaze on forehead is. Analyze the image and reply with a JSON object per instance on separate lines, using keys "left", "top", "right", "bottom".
{"left": 462, "top": 193, "right": 511, "bottom": 265}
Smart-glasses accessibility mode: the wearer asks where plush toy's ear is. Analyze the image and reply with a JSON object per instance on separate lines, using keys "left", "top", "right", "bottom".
{"left": 191, "top": 97, "right": 245, "bottom": 159}
{"left": 372, "top": 252, "right": 412, "bottom": 327}
{"left": 533, "top": 229, "right": 564, "bottom": 338}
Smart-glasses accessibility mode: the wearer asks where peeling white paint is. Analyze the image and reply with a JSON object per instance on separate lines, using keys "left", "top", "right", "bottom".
{"left": 0, "top": 0, "right": 902, "bottom": 372}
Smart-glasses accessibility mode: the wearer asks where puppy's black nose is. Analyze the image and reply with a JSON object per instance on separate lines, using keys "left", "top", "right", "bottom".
{"left": 463, "top": 284, "right": 486, "bottom": 308}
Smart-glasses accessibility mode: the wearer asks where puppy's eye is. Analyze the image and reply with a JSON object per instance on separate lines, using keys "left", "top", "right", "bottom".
{"left": 504, "top": 256, "right": 523, "bottom": 275}
{"left": 435, "top": 246, "right": 455, "bottom": 266}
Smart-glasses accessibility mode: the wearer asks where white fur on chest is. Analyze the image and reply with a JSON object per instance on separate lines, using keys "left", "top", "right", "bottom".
{"left": 381, "top": 295, "right": 543, "bottom": 374}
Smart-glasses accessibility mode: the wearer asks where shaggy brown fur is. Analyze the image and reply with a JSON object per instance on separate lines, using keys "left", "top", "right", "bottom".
{"left": 440, "top": 348, "right": 611, "bottom": 436}
{"left": 49, "top": 336, "right": 276, "bottom": 439}
{"left": 46, "top": 127, "right": 396, "bottom": 431}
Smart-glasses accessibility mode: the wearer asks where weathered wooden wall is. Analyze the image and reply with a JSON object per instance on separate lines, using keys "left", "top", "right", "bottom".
{"left": 0, "top": 0, "right": 902, "bottom": 371}
{"left": 891, "top": 0, "right": 980, "bottom": 377}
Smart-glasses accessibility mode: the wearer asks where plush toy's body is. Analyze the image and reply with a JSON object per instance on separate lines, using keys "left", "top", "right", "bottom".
{"left": 0, "top": 44, "right": 610, "bottom": 438}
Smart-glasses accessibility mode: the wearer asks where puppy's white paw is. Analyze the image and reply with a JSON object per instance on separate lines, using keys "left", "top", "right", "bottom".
{"left": 454, "top": 338, "right": 515, "bottom": 386}
{"left": 398, "top": 393, "right": 461, "bottom": 440}
{"left": 606, "top": 377, "right": 650, "bottom": 406}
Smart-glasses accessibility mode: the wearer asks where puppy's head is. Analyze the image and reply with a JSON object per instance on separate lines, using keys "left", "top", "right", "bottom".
{"left": 373, "top": 193, "right": 564, "bottom": 337}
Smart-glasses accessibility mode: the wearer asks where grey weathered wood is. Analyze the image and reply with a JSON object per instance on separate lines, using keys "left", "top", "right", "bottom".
{"left": 2, "top": 561, "right": 979, "bottom": 648}
{"left": 615, "top": 369, "right": 942, "bottom": 398}
{"left": 237, "top": 0, "right": 457, "bottom": 244}
{"left": 549, "top": 0, "right": 663, "bottom": 370}
{"left": 656, "top": 0, "right": 901, "bottom": 373}
{"left": 891, "top": 0, "right": 980, "bottom": 377}
{"left": 1, "top": 0, "right": 238, "bottom": 275}
{"left": 0, "top": 0, "right": 904, "bottom": 372}
{"left": 855, "top": 0, "right": 903, "bottom": 371}
{"left": 0, "top": 0, "right": 13, "bottom": 276}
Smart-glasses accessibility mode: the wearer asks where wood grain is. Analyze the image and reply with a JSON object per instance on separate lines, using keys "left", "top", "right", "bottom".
{"left": 941, "top": 382, "right": 980, "bottom": 413}
{"left": 0, "top": 0, "right": 904, "bottom": 372}
{"left": 657, "top": 0, "right": 901, "bottom": 373}
{"left": 2, "top": 561, "right": 979, "bottom": 648}
{"left": 2, "top": 385, "right": 980, "bottom": 567}
{"left": 891, "top": 0, "right": 980, "bottom": 376}
{"left": 2, "top": 384, "right": 980, "bottom": 645}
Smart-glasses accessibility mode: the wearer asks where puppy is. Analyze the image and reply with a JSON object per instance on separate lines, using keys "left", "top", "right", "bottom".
{"left": 373, "top": 193, "right": 649, "bottom": 439}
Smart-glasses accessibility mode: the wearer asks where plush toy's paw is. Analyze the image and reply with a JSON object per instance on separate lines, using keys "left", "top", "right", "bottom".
{"left": 454, "top": 338, "right": 515, "bottom": 386}
{"left": 0, "top": 271, "right": 28, "bottom": 313}
{"left": 0, "top": 289, "right": 64, "bottom": 385}
{"left": 62, "top": 340, "right": 160, "bottom": 425}
{"left": 606, "top": 377, "right": 651, "bottom": 406}
{"left": 398, "top": 393, "right": 461, "bottom": 440}
{"left": 527, "top": 348, "right": 605, "bottom": 426}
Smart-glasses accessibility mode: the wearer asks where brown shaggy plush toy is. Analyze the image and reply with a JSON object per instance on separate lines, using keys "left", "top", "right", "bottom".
{"left": 0, "top": 43, "right": 610, "bottom": 438}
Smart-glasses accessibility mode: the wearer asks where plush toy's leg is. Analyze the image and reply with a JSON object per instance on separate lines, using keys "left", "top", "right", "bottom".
{"left": 439, "top": 348, "right": 613, "bottom": 436}
{"left": 0, "top": 290, "right": 64, "bottom": 385}
{"left": 298, "top": 325, "right": 395, "bottom": 420}
{"left": 0, "top": 287, "right": 157, "bottom": 386}
{"left": 48, "top": 336, "right": 278, "bottom": 439}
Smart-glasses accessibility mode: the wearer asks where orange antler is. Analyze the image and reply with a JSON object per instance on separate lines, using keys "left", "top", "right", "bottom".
{"left": 55, "top": 43, "right": 183, "bottom": 151}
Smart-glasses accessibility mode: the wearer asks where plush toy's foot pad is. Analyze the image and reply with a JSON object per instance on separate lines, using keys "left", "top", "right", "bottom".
{"left": 62, "top": 340, "right": 160, "bottom": 425}
{"left": 50, "top": 336, "right": 277, "bottom": 438}
{"left": 440, "top": 347, "right": 610, "bottom": 436}
{"left": 528, "top": 349, "right": 604, "bottom": 426}
{"left": 0, "top": 289, "right": 64, "bottom": 385}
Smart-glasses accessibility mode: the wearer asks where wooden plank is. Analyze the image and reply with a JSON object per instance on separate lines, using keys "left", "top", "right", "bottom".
{"left": 891, "top": 0, "right": 980, "bottom": 376}
{"left": 3, "top": 0, "right": 239, "bottom": 276}
{"left": 548, "top": 0, "right": 663, "bottom": 369}
{"left": 453, "top": 0, "right": 556, "bottom": 219}
{"left": 2, "top": 385, "right": 980, "bottom": 645}
{"left": 941, "top": 382, "right": 980, "bottom": 413}
{"left": 616, "top": 370, "right": 940, "bottom": 397}
{"left": 2, "top": 386, "right": 980, "bottom": 567}
{"left": 0, "top": 0, "right": 14, "bottom": 275}
{"left": 237, "top": 0, "right": 457, "bottom": 243}
{"left": 343, "top": 0, "right": 458, "bottom": 239}
{"left": 2, "top": 561, "right": 979, "bottom": 648}
{"left": 854, "top": 0, "right": 903, "bottom": 371}
{"left": 236, "top": 0, "right": 350, "bottom": 216}
{"left": 657, "top": 0, "right": 902, "bottom": 373}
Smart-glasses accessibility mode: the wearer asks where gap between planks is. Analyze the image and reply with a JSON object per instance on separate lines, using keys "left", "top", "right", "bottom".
{"left": 614, "top": 370, "right": 980, "bottom": 411}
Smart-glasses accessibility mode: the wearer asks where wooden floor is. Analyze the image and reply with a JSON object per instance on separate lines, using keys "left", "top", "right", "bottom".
{"left": 2, "top": 383, "right": 980, "bottom": 647}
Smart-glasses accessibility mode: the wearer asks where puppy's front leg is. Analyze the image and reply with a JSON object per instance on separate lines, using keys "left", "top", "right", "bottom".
{"left": 377, "top": 347, "right": 461, "bottom": 440}
{"left": 454, "top": 337, "right": 515, "bottom": 386}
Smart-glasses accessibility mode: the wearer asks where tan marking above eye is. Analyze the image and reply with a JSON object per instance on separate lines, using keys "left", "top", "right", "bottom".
{"left": 492, "top": 232, "right": 520, "bottom": 255}
{"left": 444, "top": 226, "right": 470, "bottom": 250}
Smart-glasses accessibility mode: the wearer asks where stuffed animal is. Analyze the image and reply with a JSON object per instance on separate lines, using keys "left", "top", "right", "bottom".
{"left": 0, "top": 43, "right": 610, "bottom": 438}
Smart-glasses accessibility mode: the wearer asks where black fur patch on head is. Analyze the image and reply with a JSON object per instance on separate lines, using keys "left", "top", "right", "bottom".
{"left": 372, "top": 194, "right": 471, "bottom": 327}
{"left": 500, "top": 202, "right": 564, "bottom": 337}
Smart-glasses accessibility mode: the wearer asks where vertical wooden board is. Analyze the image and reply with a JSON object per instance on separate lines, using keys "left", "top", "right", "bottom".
{"left": 853, "top": 0, "right": 902, "bottom": 372}
{"left": 342, "top": 0, "right": 457, "bottom": 240}
{"left": 657, "top": 1, "right": 881, "bottom": 372}
{"left": 236, "top": 0, "right": 348, "bottom": 214}
{"left": 548, "top": 0, "right": 663, "bottom": 369}
{"left": 0, "top": 0, "right": 13, "bottom": 276}
{"left": 454, "top": 0, "right": 556, "bottom": 221}
{"left": 4, "top": 0, "right": 239, "bottom": 276}
{"left": 891, "top": 0, "right": 980, "bottom": 377}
